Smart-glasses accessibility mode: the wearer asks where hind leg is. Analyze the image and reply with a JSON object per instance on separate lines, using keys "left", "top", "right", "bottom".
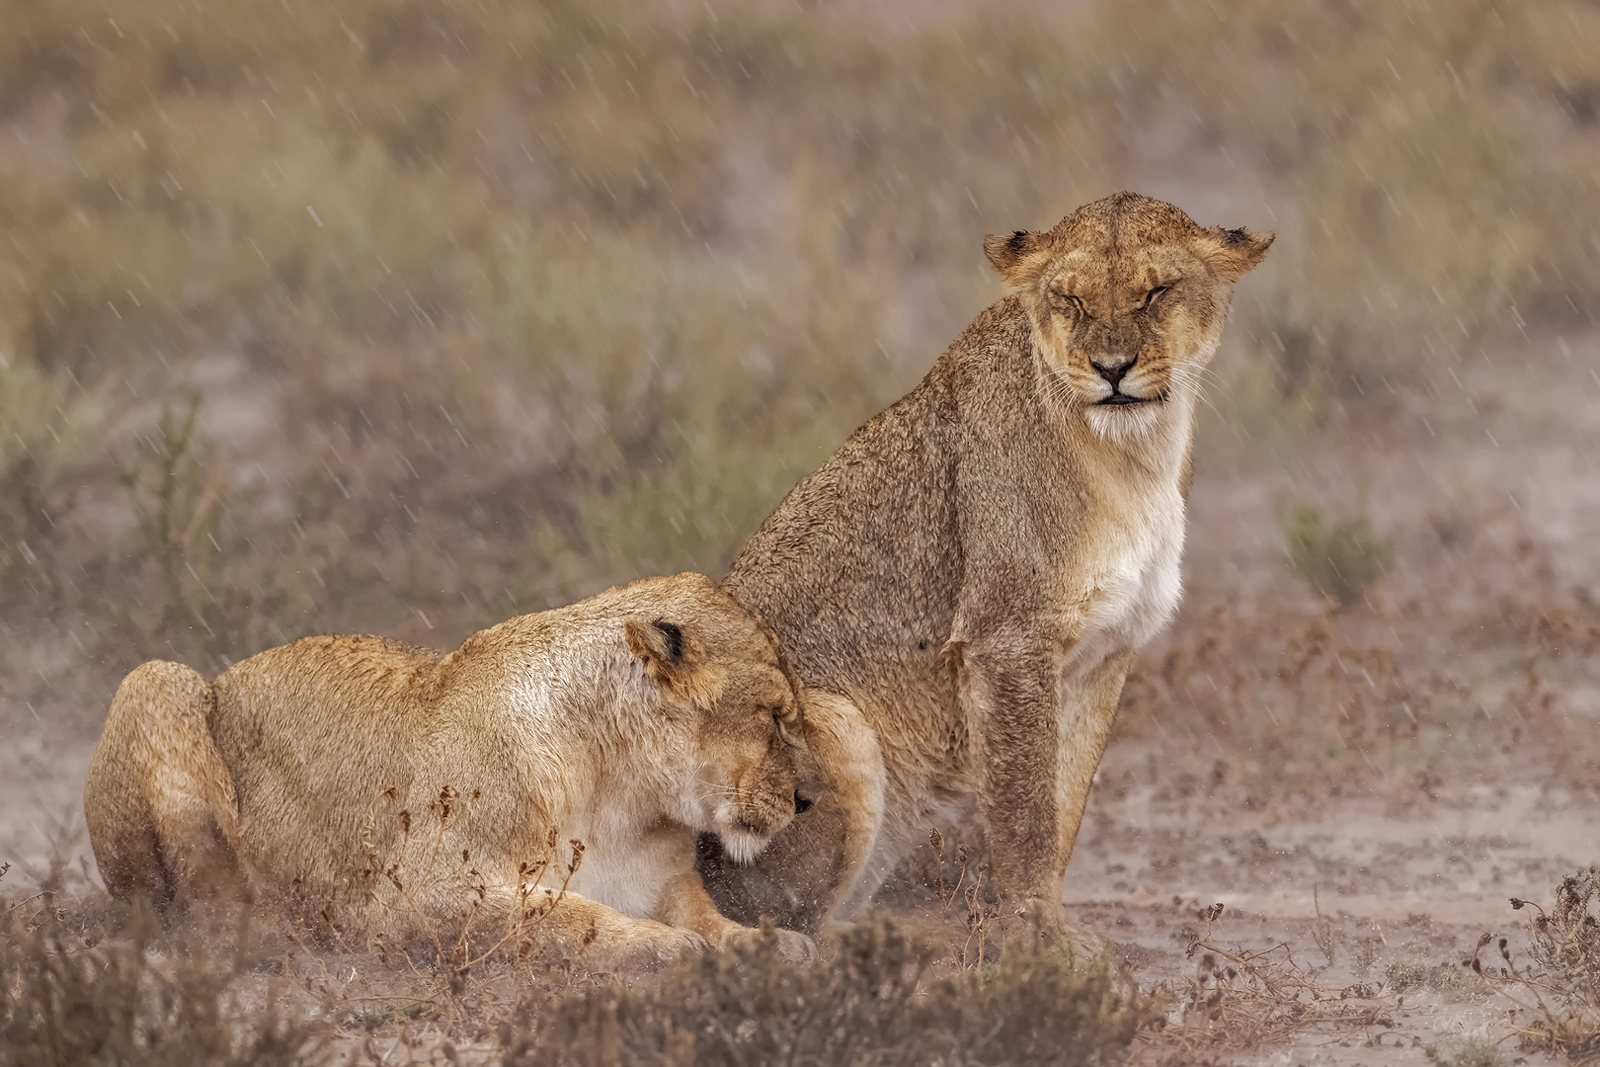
{"left": 83, "top": 661, "right": 243, "bottom": 912}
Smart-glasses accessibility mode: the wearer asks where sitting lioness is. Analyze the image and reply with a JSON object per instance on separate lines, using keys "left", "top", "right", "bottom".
{"left": 84, "top": 573, "right": 816, "bottom": 965}
{"left": 701, "top": 193, "right": 1271, "bottom": 943}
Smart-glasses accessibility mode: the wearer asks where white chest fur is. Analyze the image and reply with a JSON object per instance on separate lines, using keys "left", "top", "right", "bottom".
{"left": 1059, "top": 485, "right": 1186, "bottom": 687}
{"left": 548, "top": 813, "right": 682, "bottom": 920}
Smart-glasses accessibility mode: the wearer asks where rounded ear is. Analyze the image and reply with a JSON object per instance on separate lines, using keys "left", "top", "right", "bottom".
{"left": 625, "top": 615, "right": 723, "bottom": 709}
{"left": 1199, "top": 226, "right": 1275, "bottom": 281}
{"left": 625, "top": 616, "right": 687, "bottom": 683}
{"left": 982, "top": 229, "right": 1045, "bottom": 284}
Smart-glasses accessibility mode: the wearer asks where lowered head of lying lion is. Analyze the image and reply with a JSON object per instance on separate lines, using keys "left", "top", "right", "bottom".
{"left": 983, "top": 192, "right": 1273, "bottom": 443}
{"left": 85, "top": 572, "right": 818, "bottom": 967}
{"left": 620, "top": 589, "right": 814, "bottom": 862}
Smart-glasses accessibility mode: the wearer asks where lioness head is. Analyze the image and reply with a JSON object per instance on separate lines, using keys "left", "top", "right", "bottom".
{"left": 623, "top": 574, "right": 816, "bottom": 864}
{"left": 984, "top": 191, "right": 1272, "bottom": 438}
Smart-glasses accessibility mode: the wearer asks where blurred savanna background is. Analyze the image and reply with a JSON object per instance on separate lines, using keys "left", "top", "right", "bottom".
{"left": 3, "top": 0, "right": 1600, "bottom": 1060}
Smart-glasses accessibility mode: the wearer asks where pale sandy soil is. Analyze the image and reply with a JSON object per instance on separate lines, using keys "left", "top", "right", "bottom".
{"left": 1067, "top": 787, "right": 1585, "bottom": 1065}
{"left": 3, "top": 326, "right": 1595, "bottom": 1065}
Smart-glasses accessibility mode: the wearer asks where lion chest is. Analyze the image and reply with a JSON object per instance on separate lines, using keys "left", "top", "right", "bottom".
{"left": 555, "top": 815, "right": 682, "bottom": 919}
{"left": 1057, "top": 489, "right": 1185, "bottom": 685}
{"left": 568, "top": 840, "right": 667, "bottom": 919}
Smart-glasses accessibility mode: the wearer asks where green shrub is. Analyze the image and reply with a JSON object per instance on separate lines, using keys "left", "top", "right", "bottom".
{"left": 0, "top": 355, "right": 103, "bottom": 588}
{"left": 1282, "top": 504, "right": 1393, "bottom": 607}
{"left": 1383, "top": 954, "right": 1488, "bottom": 1004}
{"left": 1424, "top": 1036, "right": 1508, "bottom": 1067}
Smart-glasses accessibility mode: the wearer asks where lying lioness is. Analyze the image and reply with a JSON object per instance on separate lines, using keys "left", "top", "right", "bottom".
{"left": 84, "top": 573, "right": 816, "bottom": 966}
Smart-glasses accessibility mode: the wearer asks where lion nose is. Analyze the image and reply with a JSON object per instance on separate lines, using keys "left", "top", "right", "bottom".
{"left": 1091, "top": 356, "right": 1134, "bottom": 387}
{"left": 793, "top": 791, "right": 815, "bottom": 815}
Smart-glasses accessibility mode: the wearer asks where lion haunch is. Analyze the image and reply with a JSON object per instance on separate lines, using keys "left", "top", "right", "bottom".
{"left": 704, "top": 192, "right": 1272, "bottom": 939}
{"left": 84, "top": 573, "right": 816, "bottom": 967}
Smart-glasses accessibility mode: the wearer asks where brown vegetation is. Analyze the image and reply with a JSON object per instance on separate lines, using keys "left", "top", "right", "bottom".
{"left": 0, "top": 858, "right": 1154, "bottom": 1066}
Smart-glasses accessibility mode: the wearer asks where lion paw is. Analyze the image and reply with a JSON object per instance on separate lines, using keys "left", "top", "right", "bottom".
{"left": 722, "top": 923, "right": 815, "bottom": 962}
{"left": 599, "top": 927, "right": 709, "bottom": 973}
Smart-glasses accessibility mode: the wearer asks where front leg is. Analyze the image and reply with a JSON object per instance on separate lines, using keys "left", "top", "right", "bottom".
{"left": 446, "top": 882, "right": 709, "bottom": 973}
{"left": 957, "top": 632, "right": 1132, "bottom": 924}
{"left": 654, "top": 863, "right": 815, "bottom": 961}
{"left": 1049, "top": 649, "right": 1135, "bottom": 896}
{"left": 955, "top": 632, "right": 1064, "bottom": 908}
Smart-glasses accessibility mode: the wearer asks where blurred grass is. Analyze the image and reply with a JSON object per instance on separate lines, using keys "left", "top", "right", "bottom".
{"left": 1281, "top": 503, "right": 1392, "bottom": 608}
{"left": 518, "top": 917, "right": 1150, "bottom": 1066}
{"left": 0, "top": 0, "right": 1598, "bottom": 724}
{"left": 0, "top": 860, "right": 324, "bottom": 1067}
{"left": 1, "top": 861, "right": 1148, "bottom": 1067}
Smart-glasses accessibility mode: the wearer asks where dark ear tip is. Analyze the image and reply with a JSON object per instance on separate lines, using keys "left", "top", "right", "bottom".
{"left": 650, "top": 618, "right": 684, "bottom": 664}
{"left": 1221, "top": 226, "right": 1274, "bottom": 249}
{"left": 983, "top": 230, "right": 1035, "bottom": 277}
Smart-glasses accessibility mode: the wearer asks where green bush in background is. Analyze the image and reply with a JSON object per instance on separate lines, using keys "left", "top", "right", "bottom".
{"left": 1282, "top": 504, "right": 1394, "bottom": 608}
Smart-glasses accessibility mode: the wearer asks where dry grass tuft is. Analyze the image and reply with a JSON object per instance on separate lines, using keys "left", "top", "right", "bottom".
{"left": 0, "top": 865, "right": 325, "bottom": 1067}
{"left": 1425, "top": 1036, "right": 1510, "bottom": 1067}
{"left": 1139, "top": 903, "right": 1401, "bottom": 1062}
{"left": 1490, "top": 870, "right": 1600, "bottom": 1063}
{"left": 511, "top": 915, "right": 1153, "bottom": 1067}
{"left": 1384, "top": 953, "right": 1490, "bottom": 1004}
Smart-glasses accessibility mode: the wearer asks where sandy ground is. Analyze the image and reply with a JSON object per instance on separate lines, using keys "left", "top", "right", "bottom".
{"left": 5, "top": 329, "right": 1596, "bottom": 1065}
{"left": 3, "top": 747, "right": 1587, "bottom": 1064}
{"left": 1066, "top": 785, "right": 1587, "bottom": 1065}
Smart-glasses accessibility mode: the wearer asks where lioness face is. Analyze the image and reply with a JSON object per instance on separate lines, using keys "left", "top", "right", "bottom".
{"left": 694, "top": 646, "right": 813, "bottom": 866}
{"left": 624, "top": 585, "right": 815, "bottom": 865}
{"left": 984, "top": 192, "right": 1272, "bottom": 436}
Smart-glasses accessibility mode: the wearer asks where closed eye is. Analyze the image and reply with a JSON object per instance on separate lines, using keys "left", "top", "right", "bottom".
{"left": 1142, "top": 285, "right": 1171, "bottom": 309}
{"left": 1049, "top": 287, "right": 1085, "bottom": 316}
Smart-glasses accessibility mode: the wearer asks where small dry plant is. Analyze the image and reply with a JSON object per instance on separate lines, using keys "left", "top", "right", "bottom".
{"left": 350, "top": 784, "right": 589, "bottom": 972}
{"left": 507, "top": 914, "right": 1152, "bottom": 1067}
{"left": 0, "top": 861, "right": 324, "bottom": 1066}
{"left": 1487, "top": 869, "right": 1600, "bottom": 1063}
{"left": 929, "top": 828, "right": 1000, "bottom": 968}
{"left": 1141, "top": 902, "right": 1400, "bottom": 1062}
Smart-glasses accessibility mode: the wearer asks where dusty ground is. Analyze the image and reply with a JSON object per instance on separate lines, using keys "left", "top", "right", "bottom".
{"left": 1069, "top": 785, "right": 1588, "bottom": 1065}
{"left": 4, "top": 329, "right": 1596, "bottom": 1065}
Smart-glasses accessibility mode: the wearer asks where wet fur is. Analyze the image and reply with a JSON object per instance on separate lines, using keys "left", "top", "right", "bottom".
{"left": 85, "top": 573, "right": 816, "bottom": 966}
{"left": 705, "top": 193, "right": 1271, "bottom": 935}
